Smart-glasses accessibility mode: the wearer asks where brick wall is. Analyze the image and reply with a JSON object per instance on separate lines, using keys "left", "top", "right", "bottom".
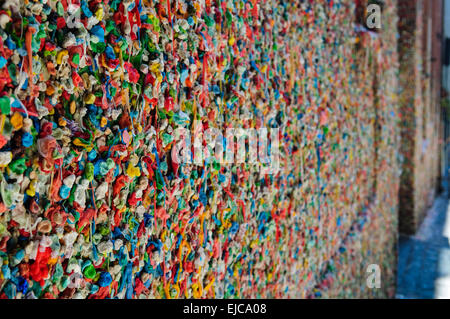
{"left": 398, "top": 0, "right": 443, "bottom": 235}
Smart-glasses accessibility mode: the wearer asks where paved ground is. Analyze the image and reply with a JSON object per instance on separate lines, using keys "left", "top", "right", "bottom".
{"left": 397, "top": 193, "right": 450, "bottom": 298}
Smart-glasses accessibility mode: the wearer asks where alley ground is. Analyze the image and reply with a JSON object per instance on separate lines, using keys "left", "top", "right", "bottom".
{"left": 397, "top": 193, "right": 450, "bottom": 298}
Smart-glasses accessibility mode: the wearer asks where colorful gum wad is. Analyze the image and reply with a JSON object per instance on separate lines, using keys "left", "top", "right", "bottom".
{"left": 0, "top": 0, "right": 400, "bottom": 299}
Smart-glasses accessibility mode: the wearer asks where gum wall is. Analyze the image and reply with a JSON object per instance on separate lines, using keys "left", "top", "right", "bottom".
{"left": 0, "top": 0, "right": 401, "bottom": 298}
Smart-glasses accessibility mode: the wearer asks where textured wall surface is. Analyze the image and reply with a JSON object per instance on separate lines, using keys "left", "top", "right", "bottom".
{"left": 0, "top": 0, "right": 400, "bottom": 299}
{"left": 398, "top": 0, "right": 443, "bottom": 235}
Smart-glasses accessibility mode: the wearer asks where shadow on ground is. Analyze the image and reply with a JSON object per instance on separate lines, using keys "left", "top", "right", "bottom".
{"left": 397, "top": 194, "right": 450, "bottom": 298}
